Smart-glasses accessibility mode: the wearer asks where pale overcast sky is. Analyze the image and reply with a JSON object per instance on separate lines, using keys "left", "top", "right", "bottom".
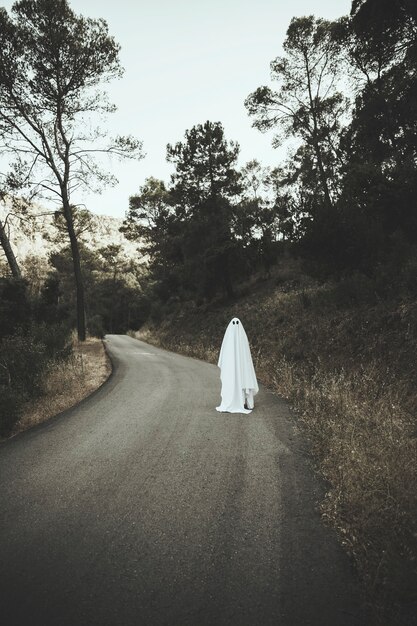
{"left": 1, "top": 0, "right": 351, "bottom": 218}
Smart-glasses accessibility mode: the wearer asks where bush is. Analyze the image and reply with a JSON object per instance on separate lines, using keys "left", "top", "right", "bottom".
{"left": 0, "top": 331, "right": 48, "bottom": 397}
{"left": 88, "top": 314, "right": 105, "bottom": 338}
{"left": 0, "top": 323, "right": 72, "bottom": 436}
{"left": 0, "top": 384, "right": 25, "bottom": 436}
{"left": 31, "top": 321, "right": 72, "bottom": 360}
{"left": 0, "top": 278, "right": 31, "bottom": 339}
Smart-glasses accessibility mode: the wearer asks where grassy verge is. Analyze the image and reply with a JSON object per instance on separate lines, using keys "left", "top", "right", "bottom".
{"left": 16, "top": 337, "right": 111, "bottom": 433}
{"left": 133, "top": 260, "right": 417, "bottom": 623}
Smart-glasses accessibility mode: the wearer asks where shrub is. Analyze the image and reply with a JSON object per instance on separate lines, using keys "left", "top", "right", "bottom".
{"left": 31, "top": 321, "right": 72, "bottom": 360}
{"left": 0, "top": 278, "right": 31, "bottom": 339}
{"left": 88, "top": 315, "right": 105, "bottom": 338}
{"left": 0, "top": 384, "right": 25, "bottom": 436}
{"left": 0, "top": 331, "right": 48, "bottom": 397}
{"left": 0, "top": 323, "right": 72, "bottom": 436}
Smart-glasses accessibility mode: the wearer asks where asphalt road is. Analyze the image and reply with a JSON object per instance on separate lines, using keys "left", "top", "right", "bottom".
{"left": 0, "top": 335, "right": 370, "bottom": 626}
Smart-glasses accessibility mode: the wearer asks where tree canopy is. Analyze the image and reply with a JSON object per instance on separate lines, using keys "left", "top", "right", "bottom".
{"left": 244, "top": 3, "right": 417, "bottom": 274}
{"left": 0, "top": 0, "right": 143, "bottom": 339}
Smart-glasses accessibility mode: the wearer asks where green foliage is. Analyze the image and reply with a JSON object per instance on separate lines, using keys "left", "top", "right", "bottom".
{"left": 0, "top": 321, "right": 73, "bottom": 436}
{"left": 122, "top": 177, "right": 182, "bottom": 300}
{"left": 167, "top": 120, "right": 241, "bottom": 207}
{"left": 88, "top": 314, "right": 105, "bottom": 338}
{"left": 0, "top": 331, "right": 47, "bottom": 397}
{"left": 245, "top": 15, "right": 347, "bottom": 215}
{"left": 123, "top": 122, "right": 267, "bottom": 304}
{"left": 0, "top": 277, "right": 30, "bottom": 338}
{"left": 336, "top": 2, "right": 417, "bottom": 262}
{"left": 0, "top": 384, "right": 23, "bottom": 435}
{"left": 0, "top": 0, "right": 143, "bottom": 341}
{"left": 244, "top": 3, "right": 417, "bottom": 276}
{"left": 166, "top": 121, "right": 242, "bottom": 299}
{"left": 48, "top": 242, "right": 148, "bottom": 334}
{"left": 0, "top": 0, "right": 142, "bottom": 175}
{"left": 36, "top": 273, "right": 70, "bottom": 324}
{"left": 235, "top": 160, "right": 282, "bottom": 274}
{"left": 32, "top": 321, "right": 73, "bottom": 359}
{"left": 0, "top": 276, "right": 72, "bottom": 436}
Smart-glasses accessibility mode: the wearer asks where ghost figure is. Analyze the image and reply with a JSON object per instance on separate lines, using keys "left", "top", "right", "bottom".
{"left": 216, "top": 317, "right": 259, "bottom": 414}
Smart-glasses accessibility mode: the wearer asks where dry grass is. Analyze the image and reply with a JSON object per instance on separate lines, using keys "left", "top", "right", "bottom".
{"left": 16, "top": 337, "right": 111, "bottom": 432}
{"left": 267, "top": 357, "right": 417, "bottom": 619}
{"left": 134, "top": 261, "right": 417, "bottom": 623}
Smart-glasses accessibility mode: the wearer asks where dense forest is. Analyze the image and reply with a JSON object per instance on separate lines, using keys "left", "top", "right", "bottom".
{"left": 119, "top": 0, "right": 417, "bottom": 310}
{"left": 1, "top": 0, "right": 417, "bottom": 620}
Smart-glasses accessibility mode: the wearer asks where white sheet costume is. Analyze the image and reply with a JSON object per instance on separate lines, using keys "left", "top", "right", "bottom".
{"left": 216, "top": 317, "right": 259, "bottom": 414}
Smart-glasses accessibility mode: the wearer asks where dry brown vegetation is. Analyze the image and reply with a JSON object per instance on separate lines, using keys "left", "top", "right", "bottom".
{"left": 16, "top": 337, "right": 111, "bottom": 433}
{"left": 135, "top": 259, "right": 417, "bottom": 624}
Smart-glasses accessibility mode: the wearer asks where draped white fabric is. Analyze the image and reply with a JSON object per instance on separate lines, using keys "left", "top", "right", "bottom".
{"left": 216, "top": 317, "right": 259, "bottom": 414}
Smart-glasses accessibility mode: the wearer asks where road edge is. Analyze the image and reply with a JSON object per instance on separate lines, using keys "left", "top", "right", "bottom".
{"left": 0, "top": 337, "right": 115, "bottom": 447}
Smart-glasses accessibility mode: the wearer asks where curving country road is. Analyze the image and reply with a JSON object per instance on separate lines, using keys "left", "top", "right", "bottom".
{"left": 0, "top": 335, "right": 369, "bottom": 626}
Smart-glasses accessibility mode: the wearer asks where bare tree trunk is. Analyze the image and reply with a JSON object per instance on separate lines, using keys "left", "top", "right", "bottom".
{"left": 0, "top": 218, "right": 21, "bottom": 279}
{"left": 61, "top": 197, "right": 86, "bottom": 341}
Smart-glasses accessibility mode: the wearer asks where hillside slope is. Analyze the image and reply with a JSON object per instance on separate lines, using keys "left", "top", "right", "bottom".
{"left": 0, "top": 199, "right": 140, "bottom": 268}
{"left": 135, "top": 259, "right": 417, "bottom": 624}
